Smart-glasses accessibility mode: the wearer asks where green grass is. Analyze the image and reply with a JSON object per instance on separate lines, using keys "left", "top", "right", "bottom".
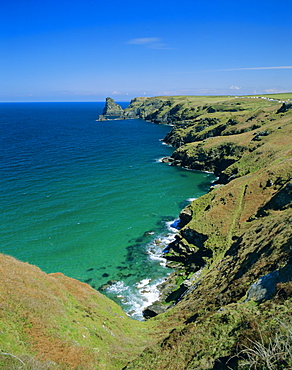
{"left": 0, "top": 255, "right": 158, "bottom": 370}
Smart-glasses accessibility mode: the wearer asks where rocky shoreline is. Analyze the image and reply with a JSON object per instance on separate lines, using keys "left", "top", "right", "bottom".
{"left": 98, "top": 96, "right": 292, "bottom": 321}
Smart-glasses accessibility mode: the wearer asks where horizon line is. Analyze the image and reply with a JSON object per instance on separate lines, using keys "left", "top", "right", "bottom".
{"left": 1, "top": 91, "right": 291, "bottom": 104}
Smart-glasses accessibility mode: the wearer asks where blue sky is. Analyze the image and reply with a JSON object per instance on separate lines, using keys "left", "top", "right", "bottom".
{"left": 1, "top": 0, "right": 291, "bottom": 101}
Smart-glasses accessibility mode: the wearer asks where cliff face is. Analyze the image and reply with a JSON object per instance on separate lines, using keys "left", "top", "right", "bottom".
{"left": 2, "top": 94, "right": 292, "bottom": 370}
{"left": 123, "top": 95, "right": 292, "bottom": 276}
{"left": 98, "top": 97, "right": 124, "bottom": 120}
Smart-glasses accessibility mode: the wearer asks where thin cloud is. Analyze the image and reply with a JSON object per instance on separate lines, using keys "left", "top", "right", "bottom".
{"left": 127, "top": 37, "right": 162, "bottom": 45}
{"left": 264, "top": 89, "right": 288, "bottom": 93}
{"left": 127, "top": 37, "right": 170, "bottom": 50}
{"left": 218, "top": 66, "right": 292, "bottom": 71}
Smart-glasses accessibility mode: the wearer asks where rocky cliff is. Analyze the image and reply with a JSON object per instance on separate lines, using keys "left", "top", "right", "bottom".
{"left": 1, "top": 94, "right": 292, "bottom": 370}
{"left": 98, "top": 97, "right": 124, "bottom": 120}
{"left": 122, "top": 94, "right": 292, "bottom": 368}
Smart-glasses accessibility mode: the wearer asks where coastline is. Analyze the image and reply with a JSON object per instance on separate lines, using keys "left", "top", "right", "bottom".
{"left": 105, "top": 101, "right": 221, "bottom": 319}
{"left": 99, "top": 219, "right": 179, "bottom": 320}
{"left": 1, "top": 95, "right": 292, "bottom": 369}
{"left": 94, "top": 97, "right": 220, "bottom": 319}
{"left": 98, "top": 159, "right": 216, "bottom": 320}
{"left": 105, "top": 95, "right": 292, "bottom": 320}
{"left": 139, "top": 164, "right": 218, "bottom": 319}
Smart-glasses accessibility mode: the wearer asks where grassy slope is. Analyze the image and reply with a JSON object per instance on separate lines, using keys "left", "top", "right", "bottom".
{"left": 0, "top": 254, "right": 165, "bottom": 370}
{"left": 169, "top": 114, "right": 292, "bottom": 254}
{"left": 125, "top": 205, "right": 292, "bottom": 369}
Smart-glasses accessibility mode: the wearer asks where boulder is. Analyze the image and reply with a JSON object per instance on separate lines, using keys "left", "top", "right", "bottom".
{"left": 245, "top": 263, "right": 292, "bottom": 302}
{"left": 143, "top": 301, "right": 171, "bottom": 319}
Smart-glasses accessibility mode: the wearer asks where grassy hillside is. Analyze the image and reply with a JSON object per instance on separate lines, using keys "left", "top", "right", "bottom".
{"left": 0, "top": 254, "right": 165, "bottom": 369}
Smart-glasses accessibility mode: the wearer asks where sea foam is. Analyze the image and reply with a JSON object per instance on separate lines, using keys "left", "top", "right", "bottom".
{"left": 104, "top": 277, "right": 168, "bottom": 320}
{"left": 104, "top": 219, "right": 179, "bottom": 320}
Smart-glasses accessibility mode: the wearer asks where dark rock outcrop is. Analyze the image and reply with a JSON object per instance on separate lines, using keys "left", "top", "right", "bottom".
{"left": 276, "top": 102, "right": 292, "bottom": 113}
{"left": 169, "top": 142, "right": 247, "bottom": 181}
{"left": 143, "top": 301, "right": 171, "bottom": 319}
{"left": 245, "top": 263, "right": 292, "bottom": 302}
{"left": 99, "top": 97, "right": 124, "bottom": 119}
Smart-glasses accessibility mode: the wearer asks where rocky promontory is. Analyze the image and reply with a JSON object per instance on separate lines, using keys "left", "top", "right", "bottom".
{"left": 98, "top": 97, "right": 124, "bottom": 120}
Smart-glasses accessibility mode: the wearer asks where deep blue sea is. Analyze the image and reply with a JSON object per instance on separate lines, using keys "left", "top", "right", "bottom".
{"left": 0, "top": 102, "right": 215, "bottom": 319}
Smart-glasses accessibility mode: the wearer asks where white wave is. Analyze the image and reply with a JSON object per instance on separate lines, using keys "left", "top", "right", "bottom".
{"left": 106, "top": 280, "right": 128, "bottom": 294}
{"left": 104, "top": 277, "right": 168, "bottom": 320}
{"left": 126, "top": 277, "right": 167, "bottom": 320}
{"left": 148, "top": 250, "right": 167, "bottom": 267}
{"left": 146, "top": 221, "right": 179, "bottom": 267}
{"left": 104, "top": 220, "right": 179, "bottom": 320}
{"left": 186, "top": 197, "right": 198, "bottom": 202}
{"left": 136, "top": 278, "right": 151, "bottom": 288}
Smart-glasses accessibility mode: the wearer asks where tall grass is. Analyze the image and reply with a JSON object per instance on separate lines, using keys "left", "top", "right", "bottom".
{"left": 0, "top": 352, "right": 56, "bottom": 370}
{"left": 238, "top": 320, "right": 292, "bottom": 369}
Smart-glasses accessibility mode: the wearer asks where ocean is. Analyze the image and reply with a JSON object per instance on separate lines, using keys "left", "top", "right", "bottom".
{"left": 0, "top": 102, "right": 215, "bottom": 319}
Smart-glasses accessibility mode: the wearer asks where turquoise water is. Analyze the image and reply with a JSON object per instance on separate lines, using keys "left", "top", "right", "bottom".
{"left": 0, "top": 102, "right": 215, "bottom": 318}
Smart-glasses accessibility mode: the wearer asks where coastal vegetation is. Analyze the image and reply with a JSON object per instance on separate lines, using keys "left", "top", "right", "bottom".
{"left": 1, "top": 93, "right": 292, "bottom": 369}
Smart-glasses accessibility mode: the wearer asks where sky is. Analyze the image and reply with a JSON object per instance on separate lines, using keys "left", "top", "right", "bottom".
{"left": 0, "top": 0, "right": 291, "bottom": 102}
